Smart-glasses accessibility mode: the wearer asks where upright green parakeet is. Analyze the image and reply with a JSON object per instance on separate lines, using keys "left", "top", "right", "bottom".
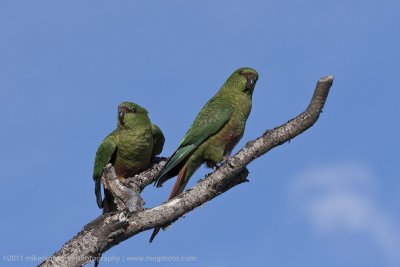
{"left": 149, "top": 67, "right": 258, "bottom": 242}
{"left": 93, "top": 101, "right": 165, "bottom": 213}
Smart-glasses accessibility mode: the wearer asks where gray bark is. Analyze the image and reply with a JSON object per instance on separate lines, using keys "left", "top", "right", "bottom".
{"left": 39, "top": 75, "right": 334, "bottom": 267}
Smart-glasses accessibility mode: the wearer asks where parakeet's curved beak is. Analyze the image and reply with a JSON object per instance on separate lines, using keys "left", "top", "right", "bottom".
{"left": 118, "top": 111, "right": 125, "bottom": 126}
{"left": 245, "top": 76, "right": 258, "bottom": 90}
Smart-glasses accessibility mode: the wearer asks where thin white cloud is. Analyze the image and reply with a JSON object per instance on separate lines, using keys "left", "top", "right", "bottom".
{"left": 289, "top": 163, "right": 400, "bottom": 264}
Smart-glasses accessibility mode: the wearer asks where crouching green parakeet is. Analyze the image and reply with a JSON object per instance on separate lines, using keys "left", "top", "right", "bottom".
{"left": 150, "top": 67, "right": 258, "bottom": 242}
{"left": 93, "top": 101, "right": 165, "bottom": 213}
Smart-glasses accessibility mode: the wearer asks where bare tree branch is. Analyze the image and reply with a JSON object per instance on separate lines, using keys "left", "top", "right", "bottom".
{"left": 39, "top": 75, "right": 333, "bottom": 267}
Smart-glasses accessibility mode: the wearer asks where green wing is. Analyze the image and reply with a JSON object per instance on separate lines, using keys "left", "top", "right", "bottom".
{"left": 151, "top": 124, "right": 165, "bottom": 159}
{"left": 93, "top": 134, "right": 117, "bottom": 208}
{"left": 155, "top": 98, "right": 232, "bottom": 187}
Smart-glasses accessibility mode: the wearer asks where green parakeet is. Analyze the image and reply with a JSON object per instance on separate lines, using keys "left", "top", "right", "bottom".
{"left": 150, "top": 67, "right": 258, "bottom": 242}
{"left": 93, "top": 101, "right": 165, "bottom": 213}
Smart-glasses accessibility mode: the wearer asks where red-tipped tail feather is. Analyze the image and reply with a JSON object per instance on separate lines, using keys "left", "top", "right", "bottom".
{"left": 168, "top": 163, "right": 188, "bottom": 200}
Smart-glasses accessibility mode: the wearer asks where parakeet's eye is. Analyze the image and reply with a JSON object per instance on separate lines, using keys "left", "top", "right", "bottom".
{"left": 239, "top": 71, "right": 244, "bottom": 75}
{"left": 131, "top": 107, "right": 137, "bottom": 113}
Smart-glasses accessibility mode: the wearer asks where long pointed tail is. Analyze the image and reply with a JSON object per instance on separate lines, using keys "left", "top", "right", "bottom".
{"left": 94, "top": 253, "right": 102, "bottom": 267}
{"left": 149, "top": 163, "right": 188, "bottom": 243}
{"left": 95, "top": 178, "right": 103, "bottom": 209}
{"left": 149, "top": 227, "right": 161, "bottom": 243}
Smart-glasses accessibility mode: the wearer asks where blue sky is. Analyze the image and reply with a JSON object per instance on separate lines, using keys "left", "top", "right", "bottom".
{"left": 1, "top": 1, "right": 399, "bottom": 266}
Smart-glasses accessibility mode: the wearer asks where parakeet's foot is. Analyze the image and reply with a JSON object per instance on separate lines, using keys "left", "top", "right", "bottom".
{"left": 211, "top": 157, "right": 230, "bottom": 171}
{"left": 221, "top": 156, "right": 230, "bottom": 165}
{"left": 212, "top": 163, "right": 220, "bottom": 171}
